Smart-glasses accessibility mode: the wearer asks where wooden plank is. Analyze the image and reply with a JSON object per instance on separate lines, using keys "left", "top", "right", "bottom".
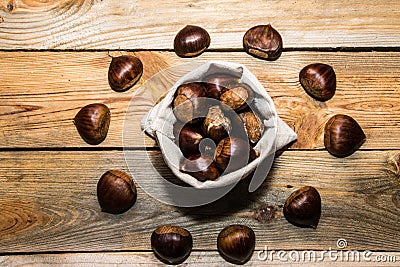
{"left": 1, "top": 251, "right": 400, "bottom": 266}
{"left": 0, "top": 51, "right": 399, "bottom": 149}
{"left": 0, "top": 0, "right": 399, "bottom": 49}
{"left": 0, "top": 150, "right": 399, "bottom": 252}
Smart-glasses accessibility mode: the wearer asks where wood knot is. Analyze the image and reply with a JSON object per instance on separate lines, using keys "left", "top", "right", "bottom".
{"left": 392, "top": 192, "right": 400, "bottom": 210}
{"left": 1, "top": 0, "right": 15, "bottom": 13}
{"left": 387, "top": 153, "right": 400, "bottom": 178}
{"left": 6, "top": 2, "right": 13, "bottom": 11}
{"left": 254, "top": 205, "right": 277, "bottom": 223}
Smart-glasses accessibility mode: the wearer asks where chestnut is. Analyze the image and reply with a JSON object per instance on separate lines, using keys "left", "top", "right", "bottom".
{"left": 97, "top": 170, "right": 137, "bottom": 214}
{"left": 151, "top": 225, "right": 193, "bottom": 265}
{"left": 204, "top": 74, "right": 239, "bottom": 99}
{"left": 202, "top": 105, "right": 231, "bottom": 143}
{"left": 175, "top": 123, "right": 204, "bottom": 157}
{"left": 74, "top": 103, "right": 110, "bottom": 145}
{"left": 220, "top": 84, "right": 254, "bottom": 112}
{"left": 174, "top": 25, "right": 210, "bottom": 58}
{"left": 324, "top": 114, "right": 366, "bottom": 157}
{"left": 214, "top": 137, "right": 257, "bottom": 173}
{"left": 173, "top": 82, "right": 209, "bottom": 124}
{"left": 243, "top": 24, "right": 283, "bottom": 61}
{"left": 283, "top": 186, "right": 321, "bottom": 228}
{"left": 299, "top": 63, "right": 336, "bottom": 101}
{"left": 108, "top": 55, "right": 143, "bottom": 92}
{"left": 239, "top": 110, "right": 264, "bottom": 145}
{"left": 217, "top": 224, "right": 256, "bottom": 264}
{"left": 181, "top": 154, "right": 220, "bottom": 181}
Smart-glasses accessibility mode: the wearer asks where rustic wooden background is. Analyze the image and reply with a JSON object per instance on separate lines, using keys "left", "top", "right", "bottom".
{"left": 0, "top": 0, "right": 399, "bottom": 266}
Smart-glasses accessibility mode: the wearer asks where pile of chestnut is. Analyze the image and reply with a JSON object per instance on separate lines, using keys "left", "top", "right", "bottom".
{"left": 95, "top": 168, "right": 322, "bottom": 265}
{"left": 172, "top": 77, "right": 264, "bottom": 182}
{"left": 151, "top": 184, "right": 322, "bottom": 265}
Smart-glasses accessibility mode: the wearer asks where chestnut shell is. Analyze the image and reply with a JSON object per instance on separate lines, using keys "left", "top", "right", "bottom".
{"left": 283, "top": 186, "right": 321, "bottom": 228}
{"left": 217, "top": 224, "right": 256, "bottom": 264}
{"left": 202, "top": 105, "right": 231, "bottom": 144}
{"left": 173, "top": 82, "right": 209, "bottom": 124}
{"left": 204, "top": 74, "right": 239, "bottom": 99}
{"left": 108, "top": 55, "right": 143, "bottom": 92}
{"left": 220, "top": 84, "right": 254, "bottom": 112}
{"left": 299, "top": 63, "right": 336, "bottom": 101}
{"left": 74, "top": 103, "right": 110, "bottom": 145}
{"left": 181, "top": 154, "right": 220, "bottom": 181}
{"left": 214, "top": 137, "right": 257, "bottom": 172}
{"left": 243, "top": 24, "right": 283, "bottom": 61}
{"left": 151, "top": 225, "right": 193, "bottom": 265}
{"left": 239, "top": 110, "right": 264, "bottom": 145}
{"left": 324, "top": 114, "right": 366, "bottom": 157}
{"left": 174, "top": 25, "right": 210, "bottom": 58}
{"left": 97, "top": 170, "right": 137, "bottom": 214}
{"left": 176, "top": 124, "right": 204, "bottom": 157}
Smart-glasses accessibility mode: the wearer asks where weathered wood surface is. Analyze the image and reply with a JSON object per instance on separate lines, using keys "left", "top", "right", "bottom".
{"left": 0, "top": 150, "right": 399, "bottom": 252}
{"left": 0, "top": 51, "right": 399, "bottom": 149}
{"left": 0, "top": 0, "right": 399, "bottom": 265}
{"left": 1, "top": 251, "right": 400, "bottom": 266}
{"left": 0, "top": 0, "right": 399, "bottom": 49}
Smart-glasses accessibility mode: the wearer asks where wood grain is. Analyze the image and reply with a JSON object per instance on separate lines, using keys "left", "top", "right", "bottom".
{"left": 0, "top": 51, "right": 399, "bottom": 149}
{"left": 0, "top": 0, "right": 399, "bottom": 49}
{"left": 0, "top": 0, "right": 399, "bottom": 265}
{"left": 1, "top": 251, "right": 400, "bottom": 266}
{"left": 0, "top": 150, "right": 399, "bottom": 252}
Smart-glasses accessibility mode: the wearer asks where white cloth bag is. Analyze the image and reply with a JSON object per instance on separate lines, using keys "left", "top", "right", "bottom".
{"left": 141, "top": 61, "right": 297, "bottom": 189}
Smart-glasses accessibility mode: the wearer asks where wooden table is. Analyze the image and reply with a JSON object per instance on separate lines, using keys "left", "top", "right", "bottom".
{"left": 0, "top": 0, "right": 399, "bottom": 266}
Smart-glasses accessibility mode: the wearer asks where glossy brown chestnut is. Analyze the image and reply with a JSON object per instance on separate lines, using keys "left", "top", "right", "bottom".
{"left": 214, "top": 137, "right": 257, "bottom": 172}
{"left": 97, "top": 170, "right": 137, "bottom": 214}
{"left": 74, "top": 103, "right": 110, "bottom": 145}
{"left": 299, "top": 63, "right": 336, "bottom": 101}
{"left": 324, "top": 114, "right": 366, "bottom": 157}
{"left": 239, "top": 110, "right": 264, "bottom": 145}
{"left": 151, "top": 225, "right": 193, "bottom": 265}
{"left": 243, "top": 24, "right": 283, "bottom": 61}
{"left": 176, "top": 124, "right": 204, "bottom": 157}
{"left": 202, "top": 105, "right": 231, "bottom": 143}
{"left": 174, "top": 25, "right": 211, "bottom": 57}
{"left": 217, "top": 224, "right": 256, "bottom": 264}
{"left": 220, "top": 84, "right": 253, "bottom": 112}
{"left": 108, "top": 55, "right": 143, "bottom": 92}
{"left": 181, "top": 154, "right": 220, "bottom": 181}
{"left": 283, "top": 186, "right": 321, "bottom": 228}
{"left": 173, "top": 82, "right": 209, "bottom": 124}
{"left": 204, "top": 74, "right": 239, "bottom": 99}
